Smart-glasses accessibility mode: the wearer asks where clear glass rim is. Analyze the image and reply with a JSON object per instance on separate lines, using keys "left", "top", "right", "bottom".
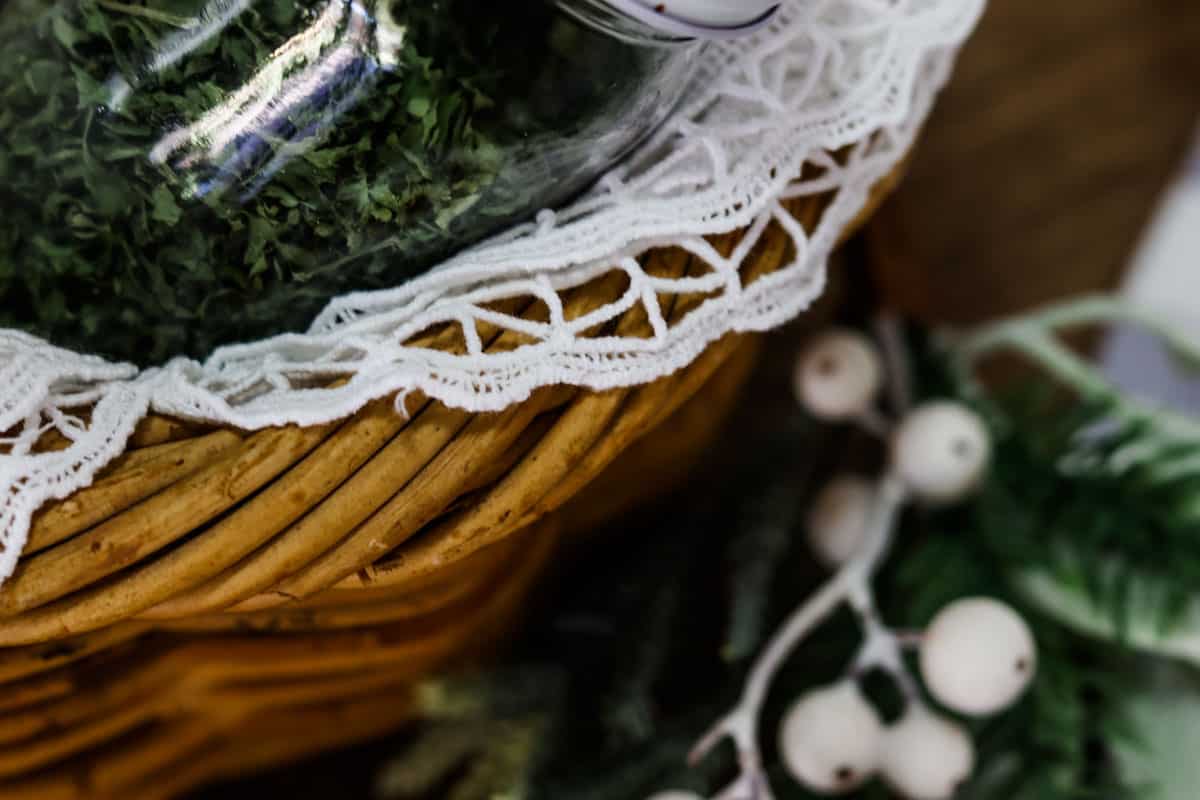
{"left": 567, "top": 0, "right": 780, "bottom": 41}
{"left": 555, "top": 0, "right": 698, "bottom": 46}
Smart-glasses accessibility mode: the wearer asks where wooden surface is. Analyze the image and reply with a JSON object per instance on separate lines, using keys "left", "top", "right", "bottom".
{"left": 870, "top": 0, "right": 1200, "bottom": 323}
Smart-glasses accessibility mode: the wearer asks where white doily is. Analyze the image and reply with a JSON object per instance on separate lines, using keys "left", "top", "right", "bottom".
{"left": 0, "top": 0, "right": 984, "bottom": 585}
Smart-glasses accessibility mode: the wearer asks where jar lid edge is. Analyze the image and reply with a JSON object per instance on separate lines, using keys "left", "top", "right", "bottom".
{"left": 601, "top": 0, "right": 781, "bottom": 39}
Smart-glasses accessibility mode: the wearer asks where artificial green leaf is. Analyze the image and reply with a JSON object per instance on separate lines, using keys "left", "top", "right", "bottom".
{"left": 1111, "top": 663, "right": 1200, "bottom": 800}
{"left": 1016, "top": 560, "right": 1200, "bottom": 667}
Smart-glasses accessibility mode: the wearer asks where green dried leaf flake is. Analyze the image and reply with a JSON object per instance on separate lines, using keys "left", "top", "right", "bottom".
{"left": 406, "top": 94, "right": 432, "bottom": 118}
{"left": 150, "top": 185, "right": 182, "bottom": 225}
{"left": 51, "top": 12, "right": 84, "bottom": 52}
{"left": 68, "top": 63, "right": 108, "bottom": 109}
{"left": 244, "top": 216, "right": 274, "bottom": 266}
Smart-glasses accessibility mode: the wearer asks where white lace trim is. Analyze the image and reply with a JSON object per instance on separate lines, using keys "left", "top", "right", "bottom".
{"left": 0, "top": 0, "right": 984, "bottom": 585}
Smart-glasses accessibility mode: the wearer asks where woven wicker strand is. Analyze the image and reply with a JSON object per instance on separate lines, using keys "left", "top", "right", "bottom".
{"left": 0, "top": 167, "right": 903, "bottom": 798}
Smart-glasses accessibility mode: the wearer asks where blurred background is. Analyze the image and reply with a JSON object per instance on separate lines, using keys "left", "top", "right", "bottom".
{"left": 869, "top": 0, "right": 1200, "bottom": 322}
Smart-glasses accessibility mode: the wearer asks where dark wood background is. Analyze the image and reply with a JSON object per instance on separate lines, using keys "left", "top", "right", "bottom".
{"left": 870, "top": 0, "right": 1200, "bottom": 323}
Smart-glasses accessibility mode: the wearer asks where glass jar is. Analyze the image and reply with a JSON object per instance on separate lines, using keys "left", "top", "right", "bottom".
{"left": 0, "top": 0, "right": 768, "bottom": 363}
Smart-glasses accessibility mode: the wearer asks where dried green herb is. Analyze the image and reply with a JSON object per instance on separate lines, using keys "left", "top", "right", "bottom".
{"left": 0, "top": 0, "right": 662, "bottom": 363}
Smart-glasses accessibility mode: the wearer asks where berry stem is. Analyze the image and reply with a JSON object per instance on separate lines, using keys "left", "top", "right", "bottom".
{"left": 851, "top": 616, "right": 921, "bottom": 699}
{"left": 690, "top": 475, "right": 909, "bottom": 798}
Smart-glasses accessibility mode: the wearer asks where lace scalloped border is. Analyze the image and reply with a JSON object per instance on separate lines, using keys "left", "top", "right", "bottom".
{"left": 0, "top": 0, "right": 984, "bottom": 585}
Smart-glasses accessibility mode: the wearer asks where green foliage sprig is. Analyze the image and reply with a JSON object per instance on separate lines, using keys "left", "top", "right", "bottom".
{"left": 942, "top": 297, "right": 1200, "bottom": 642}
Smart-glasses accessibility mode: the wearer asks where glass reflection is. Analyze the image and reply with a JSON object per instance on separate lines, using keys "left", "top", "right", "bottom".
{"left": 132, "top": 0, "right": 401, "bottom": 201}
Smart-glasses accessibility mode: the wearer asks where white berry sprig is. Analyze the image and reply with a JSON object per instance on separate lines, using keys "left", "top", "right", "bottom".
{"left": 651, "top": 325, "right": 1037, "bottom": 800}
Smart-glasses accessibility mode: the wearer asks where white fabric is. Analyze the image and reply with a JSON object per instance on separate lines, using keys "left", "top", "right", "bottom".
{"left": 0, "top": 0, "right": 983, "bottom": 585}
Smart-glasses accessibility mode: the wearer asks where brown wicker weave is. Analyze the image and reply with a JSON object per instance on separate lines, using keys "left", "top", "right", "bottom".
{"left": 0, "top": 169, "right": 903, "bottom": 798}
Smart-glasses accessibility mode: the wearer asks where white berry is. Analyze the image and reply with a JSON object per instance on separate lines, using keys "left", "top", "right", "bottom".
{"left": 919, "top": 597, "right": 1036, "bottom": 716}
{"left": 892, "top": 402, "right": 991, "bottom": 503}
{"left": 807, "top": 476, "right": 875, "bottom": 568}
{"left": 881, "top": 707, "right": 975, "bottom": 800}
{"left": 779, "top": 681, "right": 883, "bottom": 794}
{"left": 646, "top": 792, "right": 703, "bottom": 800}
{"left": 794, "top": 330, "right": 883, "bottom": 421}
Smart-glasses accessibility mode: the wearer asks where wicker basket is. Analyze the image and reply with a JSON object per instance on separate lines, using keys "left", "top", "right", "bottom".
{"left": 0, "top": 170, "right": 903, "bottom": 799}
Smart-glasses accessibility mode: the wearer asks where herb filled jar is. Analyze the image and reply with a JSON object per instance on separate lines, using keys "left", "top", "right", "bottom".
{"left": 0, "top": 0, "right": 778, "bottom": 363}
